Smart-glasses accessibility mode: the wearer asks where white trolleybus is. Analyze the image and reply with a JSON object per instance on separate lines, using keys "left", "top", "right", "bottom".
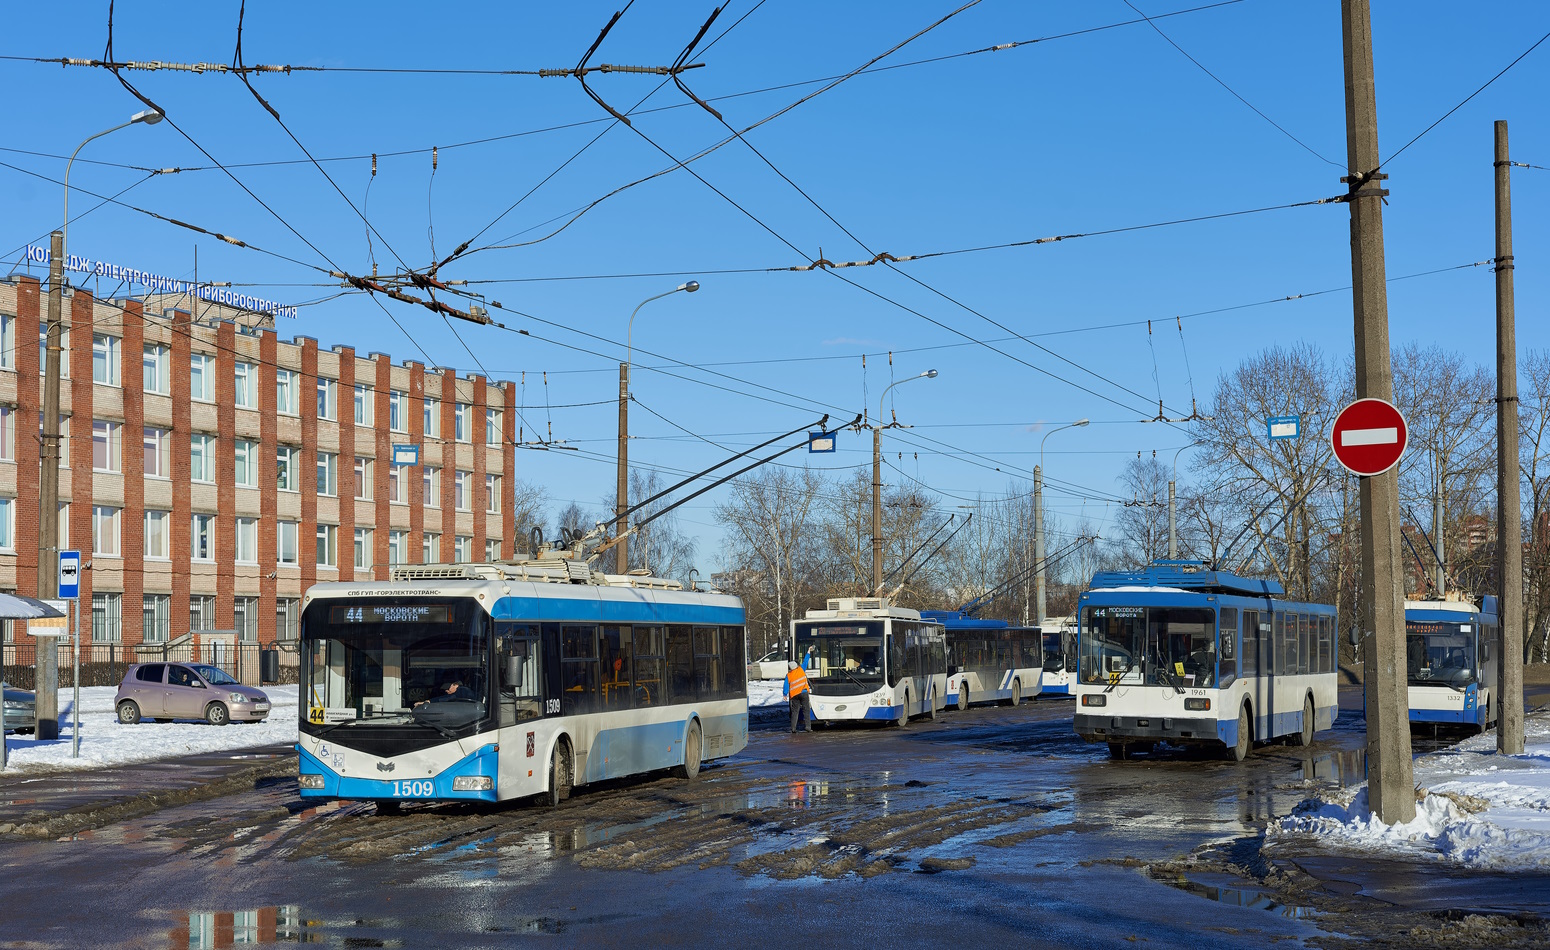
{"left": 1040, "top": 617, "right": 1079, "bottom": 697}
{"left": 793, "top": 598, "right": 947, "bottom": 726}
{"left": 1406, "top": 595, "right": 1499, "bottom": 732}
{"left": 919, "top": 610, "right": 1042, "bottom": 710}
{"left": 296, "top": 558, "right": 747, "bottom": 808}
{"left": 1074, "top": 561, "right": 1339, "bottom": 761}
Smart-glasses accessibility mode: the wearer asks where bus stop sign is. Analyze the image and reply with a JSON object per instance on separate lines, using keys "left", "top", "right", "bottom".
{"left": 1331, "top": 398, "right": 1407, "bottom": 476}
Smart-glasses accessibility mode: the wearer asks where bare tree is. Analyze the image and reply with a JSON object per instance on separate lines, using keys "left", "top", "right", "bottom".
{"left": 713, "top": 467, "right": 824, "bottom": 649}
{"left": 1520, "top": 350, "right": 1550, "bottom": 662}
{"left": 510, "top": 478, "right": 547, "bottom": 558}
{"left": 1115, "top": 453, "right": 1170, "bottom": 566}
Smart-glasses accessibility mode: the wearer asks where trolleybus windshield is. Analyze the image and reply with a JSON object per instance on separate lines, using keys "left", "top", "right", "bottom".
{"left": 1405, "top": 621, "right": 1477, "bottom": 688}
{"left": 1080, "top": 606, "right": 1218, "bottom": 688}
{"left": 302, "top": 599, "right": 491, "bottom": 737}
{"left": 793, "top": 621, "right": 886, "bottom": 691}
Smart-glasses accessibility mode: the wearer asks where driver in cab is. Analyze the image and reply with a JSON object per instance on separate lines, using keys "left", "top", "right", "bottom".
{"left": 415, "top": 679, "right": 470, "bottom": 707}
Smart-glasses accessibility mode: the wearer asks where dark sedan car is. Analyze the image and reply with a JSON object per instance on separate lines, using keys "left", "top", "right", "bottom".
{"left": 3, "top": 685, "right": 36, "bottom": 734}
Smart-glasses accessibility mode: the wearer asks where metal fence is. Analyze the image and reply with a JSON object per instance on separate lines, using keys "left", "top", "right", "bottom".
{"left": 0, "top": 640, "right": 297, "bottom": 690}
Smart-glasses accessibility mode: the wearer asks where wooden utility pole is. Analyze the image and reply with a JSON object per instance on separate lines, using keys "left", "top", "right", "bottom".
{"left": 1495, "top": 119, "right": 1525, "bottom": 755}
{"left": 36, "top": 230, "right": 65, "bottom": 742}
{"left": 1340, "top": 0, "right": 1414, "bottom": 823}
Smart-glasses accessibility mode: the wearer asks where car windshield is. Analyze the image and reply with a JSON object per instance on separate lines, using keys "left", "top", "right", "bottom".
{"left": 191, "top": 664, "right": 239, "bottom": 686}
{"left": 301, "top": 599, "right": 490, "bottom": 733}
{"left": 1406, "top": 622, "right": 1477, "bottom": 688}
{"left": 1080, "top": 606, "right": 1218, "bottom": 688}
{"left": 793, "top": 622, "right": 885, "bottom": 691}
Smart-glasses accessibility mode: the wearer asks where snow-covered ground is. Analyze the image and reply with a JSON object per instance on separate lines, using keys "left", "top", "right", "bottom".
{"left": 1, "top": 685, "right": 300, "bottom": 774}
{"left": 748, "top": 679, "right": 785, "bottom": 707}
{"left": 1271, "top": 711, "right": 1550, "bottom": 869}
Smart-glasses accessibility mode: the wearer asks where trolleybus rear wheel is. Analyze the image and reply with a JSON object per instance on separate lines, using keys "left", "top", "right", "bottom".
{"left": 1229, "top": 705, "right": 1251, "bottom": 762}
{"left": 1293, "top": 696, "right": 1314, "bottom": 747}
{"left": 925, "top": 689, "right": 937, "bottom": 721}
{"left": 675, "top": 721, "right": 703, "bottom": 780}
{"left": 957, "top": 684, "right": 970, "bottom": 712}
{"left": 1009, "top": 679, "right": 1022, "bottom": 707}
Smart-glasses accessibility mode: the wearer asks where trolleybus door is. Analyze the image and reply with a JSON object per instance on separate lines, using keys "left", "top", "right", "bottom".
{"left": 1255, "top": 614, "right": 1274, "bottom": 739}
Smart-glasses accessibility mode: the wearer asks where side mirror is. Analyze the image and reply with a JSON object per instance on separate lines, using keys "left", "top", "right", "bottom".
{"left": 1347, "top": 629, "right": 1360, "bottom": 647}
{"left": 505, "top": 654, "right": 524, "bottom": 687}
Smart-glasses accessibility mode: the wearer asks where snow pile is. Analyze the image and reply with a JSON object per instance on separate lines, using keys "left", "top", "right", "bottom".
{"left": 2, "top": 685, "right": 299, "bottom": 774}
{"left": 1271, "top": 712, "right": 1550, "bottom": 869}
{"left": 748, "top": 680, "right": 785, "bottom": 707}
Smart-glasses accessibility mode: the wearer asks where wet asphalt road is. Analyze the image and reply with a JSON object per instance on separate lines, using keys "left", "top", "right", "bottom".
{"left": 0, "top": 685, "right": 1546, "bottom": 949}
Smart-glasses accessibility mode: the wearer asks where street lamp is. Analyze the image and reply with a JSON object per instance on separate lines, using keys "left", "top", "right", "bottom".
{"left": 37, "top": 108, "right": 162, "bottom": 742}
{"left": 616, "top": 280, "right": 698, "bottom": 574}
{"left": 1169, "top": 440, "right": 1205, "bottom": 559}
{"left": 1032, "top": 418, "right": 1089, "bottom": 627}
{"left": 872, "top": 369, "right": 938, "bottom": 594}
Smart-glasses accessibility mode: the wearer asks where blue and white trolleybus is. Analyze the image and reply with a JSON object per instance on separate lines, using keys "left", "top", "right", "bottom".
{"left": 793, "top": 598, "right": 946, "bottom": 726}
{"left": 919, "top": 610, "right": 1042, "bottom": 710}
{"left": 1406, "top": 596, "right": 1498, "bottom": 732}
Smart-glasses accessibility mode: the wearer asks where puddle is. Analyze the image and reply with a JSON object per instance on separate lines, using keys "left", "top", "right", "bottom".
{"left": 1168, "top": 874, "right": 1317, "bottom": 919}
{"left": 165, "top": 906, "right": 568, "bottom": 945}
{"left": 1295, "top": 748, "right": 1366, "bottom": 785}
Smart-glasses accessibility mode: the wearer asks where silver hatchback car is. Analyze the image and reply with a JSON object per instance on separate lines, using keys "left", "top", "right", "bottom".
{"left": 3, "top": 685, "right": 36, "bottom": 733}
{"left": 115, "top": 662, "right": 271, "bottom": 726}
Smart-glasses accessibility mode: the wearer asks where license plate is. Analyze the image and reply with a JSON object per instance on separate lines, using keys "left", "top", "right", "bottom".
{"left": 254, "top": 703, "right": 271, "bottom": 711}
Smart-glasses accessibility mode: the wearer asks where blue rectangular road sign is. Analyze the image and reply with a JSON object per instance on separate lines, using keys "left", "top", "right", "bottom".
{"left": 392, "top": 444, "right": 420, "bottom": 466}
{"left": 808, "top": 431, "right": 837, "bottom": 453}
{"left": 1266, "top": 416, "right": 1301, "bottom": 441}
{"left": 58, "top": 550, "right": 81, "bottom": 599}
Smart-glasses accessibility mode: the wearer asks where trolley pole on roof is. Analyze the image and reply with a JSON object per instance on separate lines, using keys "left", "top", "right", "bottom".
{"left": 1494, "top": 119, "right": 1524, "bottom": 755}
{"left": 1340, "top": 0, "right": 1414, "bottom": 823}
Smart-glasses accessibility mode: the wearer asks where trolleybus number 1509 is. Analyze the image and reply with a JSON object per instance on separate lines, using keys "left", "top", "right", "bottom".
{"left": 390, "top": 780, "right": 436, "bottom": 798}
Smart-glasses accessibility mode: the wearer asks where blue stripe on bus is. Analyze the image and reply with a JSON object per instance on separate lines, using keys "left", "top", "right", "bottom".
{"left": 296, "top": 742, "right": 499, "bottom": 802}
{"left": 1409, "top": 707, "right": 1484, "bottom": 725}
{"left": 489, "top": 594, "right": 743, "bottom": 626}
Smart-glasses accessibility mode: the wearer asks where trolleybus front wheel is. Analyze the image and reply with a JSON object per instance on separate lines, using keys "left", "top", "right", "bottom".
{"left": 1007, "top": 679, "right": 1022, "bottom": 707}
{"left": 676, "top": 721, "right": 703, "bottom": 780}
{"left": 1293, "top": 696, "right": 1314, "bottom": 747}
{"left": 544, "top": 738, "right": 573, "bottom": 807}
{"left": 957, "top": 684, "right": 970, "bottom": 712}
{"left": 1229, "top": 705, "right": 1252, "bottom": 762}
{"left": 925, "top": 689, "right": 937, "bottom": 721}
{"left": 894, "top": 691, "right": 910, "bottom": 728}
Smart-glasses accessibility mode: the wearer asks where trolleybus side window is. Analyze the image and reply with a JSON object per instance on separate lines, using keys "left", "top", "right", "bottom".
{"left": 666, "top": 626, "right": 694, "bottom": 704}
{"left": 495, "top": 621, "right": 542, "bottom": 725}
{"left": 633, "top": 625, "right": 664, "bottom": 707}
{"left": 1240, "top": 610, "right": 1259, "bottom": 677}
{"left": 560, "top": 623, "right": 599, "bottom": 715}
{"left": 693, "top": 626, "right": 722, "bottom": 700}
{"left": 1218, "top": 608, "right": 1238, "bottom": 688}
{"left": 600, "top": 625, "right": 630, "bottom": 710}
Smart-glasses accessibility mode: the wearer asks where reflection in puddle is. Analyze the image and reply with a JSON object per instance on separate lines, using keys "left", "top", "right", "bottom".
{"left": 167, "top": 906, "right": 564, "bottom": 947}
{"left": 1295, "top": 748, "right": 1366, "bottom": 786}
{"left": 1170, "top": 877, "right": 1316, "bottom": 919}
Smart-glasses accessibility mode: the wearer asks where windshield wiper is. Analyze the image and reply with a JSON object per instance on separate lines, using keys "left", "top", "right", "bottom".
{"left": 312, "top": 711, "right": 406, "bottom": 737}
{"left": 841, "top": 668, "right": 868, "bottom": 691}
{"left": 1153, "top": 657, "right": 1185, "bottom": 695}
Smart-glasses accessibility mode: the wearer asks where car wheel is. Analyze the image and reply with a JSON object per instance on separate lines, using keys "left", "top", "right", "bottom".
{"left": 675, "top": 721, "right": 703, "bottom": 780}
{"left": 958, "top": 684, "right": 970, "bottom": 712}
{"left": 205, "top": 702, "right": 231, "bottom": 726}
{"left": 1293, "top": 696, "right": 1314, "bottom": 747}
{"left": 117, "top": 700, "right": 142, "bottom": 725}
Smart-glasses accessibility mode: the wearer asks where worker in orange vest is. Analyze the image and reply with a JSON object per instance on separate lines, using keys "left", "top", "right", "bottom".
{"left": 783, "top": 661, "right": 812, "bottom": 733}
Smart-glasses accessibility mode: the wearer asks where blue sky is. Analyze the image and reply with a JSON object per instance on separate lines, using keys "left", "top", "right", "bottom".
{"left": 3, "top": 1, "right": 1547, "bottom": 567}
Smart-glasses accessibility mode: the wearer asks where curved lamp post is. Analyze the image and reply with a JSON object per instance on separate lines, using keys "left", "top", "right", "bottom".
{"left": 616, "top": 280, "right": 699, "bottom": 573}
{"left": 872, "top": 369, "right": 938, "bottom": 594}
{"left": 1032, "top": 418, "right": 1089, "bottom": 626}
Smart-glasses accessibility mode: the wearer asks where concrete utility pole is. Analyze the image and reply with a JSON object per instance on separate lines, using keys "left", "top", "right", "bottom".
{"left": 616, "top": 281, "right": 698, "bottom": 574}
{"left": 1341, "top": 0, "right": 1414, "bottom": 823}
{"left": 1494, "top": 119, "right": 1525, "bottom": 755}
{"left": 871, "top": 370, "right": 937, "bottom": 594}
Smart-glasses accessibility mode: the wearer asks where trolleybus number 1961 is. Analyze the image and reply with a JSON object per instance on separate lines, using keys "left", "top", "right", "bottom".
{"left": 390, "top": 780, "right": 436, "bottom": 798}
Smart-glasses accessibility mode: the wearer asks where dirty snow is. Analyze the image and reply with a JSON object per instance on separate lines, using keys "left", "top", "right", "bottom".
{"left": 1271, "top": 710, "right": 1550, "bottom": 869}
{"left": 1, "top": 685, "right": 300, "bottom": 774}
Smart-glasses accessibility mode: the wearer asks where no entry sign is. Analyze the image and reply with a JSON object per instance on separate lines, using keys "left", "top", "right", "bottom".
{"left": 1331, "top": 398, "right": 1408, "bottom": 476}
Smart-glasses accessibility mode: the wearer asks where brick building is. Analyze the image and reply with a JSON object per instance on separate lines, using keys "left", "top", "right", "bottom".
{"left": 0, "top": 274, "right": 518, "bottom": 651}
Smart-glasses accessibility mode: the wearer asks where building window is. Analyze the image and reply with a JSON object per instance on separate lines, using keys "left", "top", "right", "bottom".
{"left": 190, "top": 352, "right": 214, "bottom": 402}
{"left": 190, "top": 433, "right": 216, "bottom": 483}
{"left": 454, "top": 403, "right": 470, "bottom": 442}
{"left": 485, "top": 474, "right": 501, "bottom": 513}
{"left": 235, "top": 516, "right": 257, "bottom": 564}
{"left": 0, "top": 314, "right": 13, "bottom": 369}
{"left": 453, "top": 535, "right": 472, "bottom": 563}
{"left": 316, "top": 523, "right": 337, "bottom": 568}
{"left": 354, "top": 384, "right": 373, "bottom": 425}
{"left": 454, "top": 470, "right": 471, "bottom": 511}
{"left": 191, "top": 513, "right": 215, "bottom": 561}
{"left": 92, "top": 505, "right": 121, "bottom": 556}
{"left": 316, "top": 452, "right": 337, "bottom": 496}
{"left": 234, "top": 439, "right": 258, "bottom": 488}
{"left": 389, "top": 390, "right": 408, "bottom": 433}
{"left": 485, "top": 538, "right": 502, "bottom": 561}
{"left": 0, "top": 406, "right": 14, "bottom": 462}
{"left": 38, "top": 322, "right": 69, "bottom": 378}
{"left": 143, "top": 344, "right": 170, "bottom": 394}
{"left": 141, "top": 594, "right": 170, "bottom": 644}
{"left": 317, "top": 377, "right": 337, "bottom": 420}
{"left": 234, "top": 596, "right": 259, "bottom": 643}
{"left": 354, "top": 456, "right": 372, "bottom": 499}
{"left": 276, "top": 368, "right": 299, "bottom": 416}
{"left": 234, "top": 361, "right": 257, "bottom": 409}
{"left": 423, "top": 397, "right": 440, "bottom": 437}
{"left": 57, "top": 502, "right": 67, "bottom": 550}
{"left": 486, "top": 407, "right": 501, "bottom": 445}
{"left": 276, "top": 598, "right": 299, "bottom": 643}
{"left": 354, "top": 528, "right": 372, "bottom": 570}
{"left": 277, "top": 446, "right": 299, "bottom": 492}
{"left": 91, "top": 592, "right": 122, "bottom": 643}
{"left": 92, "top": 419, "right": 122, "bottom": 472}
{"left": 388, "top": 463, "right": 407, "bottom": 503}
{"left": 143, "top": 426, "right": 171, "bottom": 478}
{"left": 92, "top": 333, "right": 120, "bottom": 386}
{"left": 0, "top": 497, "right": 12, "bottom": 551}
{"left": 388, "top": 530, "right": 408, "bottom": 565}
{"left": 144, "top": 510, "right": 169, "bottom": 559}
{"left": 423, "top": 466, "right": 440, "bottom": 508}
{"left": 278, "top": 520, "right": 299, "bottom": 566}
{"left": 190, "top": 594, "right": 216, "bottom": 633}
{"left": 422, "top": 532, "right": 440, "bottom": 563}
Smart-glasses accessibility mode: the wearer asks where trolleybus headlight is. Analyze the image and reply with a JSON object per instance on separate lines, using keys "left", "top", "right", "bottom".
{"left": 298, "top": 774, "right": 325, "bottom": 789}
{"left": 1184, "top": 698, "right": 1211, "bottom": 711}
{"left": 1081, "top": 695, "right": 1106, "bottom": 707}
{"left": 452, "top": 776, "right": 494, "bottom": 791}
